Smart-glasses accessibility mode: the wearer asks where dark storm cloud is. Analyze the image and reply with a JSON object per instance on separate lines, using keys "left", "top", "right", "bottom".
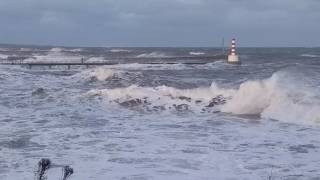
{"left": 0, "top": 0, "right": 319, "bottom": 46}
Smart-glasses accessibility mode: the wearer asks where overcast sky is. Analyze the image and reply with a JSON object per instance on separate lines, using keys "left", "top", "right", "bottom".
{"left": 0, "top": 0, "right": 319, "bottom": 47}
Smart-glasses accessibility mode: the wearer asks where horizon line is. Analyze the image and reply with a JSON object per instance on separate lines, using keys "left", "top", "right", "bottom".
{"left": 0, "top": 43, "right": 319, "bottom": 49}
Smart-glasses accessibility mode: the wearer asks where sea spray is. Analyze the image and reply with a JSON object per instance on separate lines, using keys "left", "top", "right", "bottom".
{"left": 221, "top": 72, "right": 320, "bottom": 123}
{"left": 72, "top": 67, "right": 118, "bottom": 81}
{"left": 86, "top": 71, "right": 320, "bottom": 123}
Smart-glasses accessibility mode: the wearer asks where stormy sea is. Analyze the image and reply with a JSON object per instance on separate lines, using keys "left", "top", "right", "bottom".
{"left": 0, "top": 46, "right": 320, "bottom": 180}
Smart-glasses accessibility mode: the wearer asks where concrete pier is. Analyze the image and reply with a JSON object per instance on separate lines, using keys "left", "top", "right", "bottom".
{"left": 0, "top": 54, "right": 228, "bottom": 69}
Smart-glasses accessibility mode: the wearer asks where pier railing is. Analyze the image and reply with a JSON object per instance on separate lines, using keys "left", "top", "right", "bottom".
{"left": 0, "top": 54, "right": 227, "bottom": 69}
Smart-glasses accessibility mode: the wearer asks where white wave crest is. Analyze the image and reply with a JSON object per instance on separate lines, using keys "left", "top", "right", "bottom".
{"left": 69, "top": 48, "right": 83, "bottom": 52}
{"left": 221, "top": 72, "right": 320, "bottom": 123}
{"left": 86, "top": 57, "right": 106, "bottom": 63}
{"left": 87, "top": 71, "right": 320, "bottom": 123}
{"left": 136, "top": 52, "right": 168, "bottom": 58}
{"left": 108, "top": 63, "right": 189, "bottom": 70}
{"left": 27, "top": 47, "right": 82, "bottom": 63}
{"left": 103, "top": 62, "right": 226, "bottom": 71}
{"left": 74, "top": 67, "right": 118, "bottom": 81}
{"left": 49, "top": 47, "right": 63, "bottom": 53}
{"left": 49, "top": 48, "right": 83, "bottom": 52}
{"left": 0, "top": 53, "right": 9, "bottom": 59}
{"left": 301, "top": 54, "right": 320, "bottom": 58}
{"left": 189, "top": 52, "right": 205, "bottom": 56}
{"left": 87, "top": 83, "right": 233, "bottom": 112}
{"left": 110, "top": 49, "right": 131, "bottom": 53}
{"left": 20, "top": 48, "right": 33, "bottom": 52}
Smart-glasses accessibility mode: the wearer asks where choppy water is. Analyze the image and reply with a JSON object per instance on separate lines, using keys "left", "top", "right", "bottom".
{"left": 1, "top": 46, "right": 320, "bottom": 180}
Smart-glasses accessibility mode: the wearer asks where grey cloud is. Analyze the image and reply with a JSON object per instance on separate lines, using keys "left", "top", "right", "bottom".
{"left": 0, "top": 0, "right": 319, "bottom": 46}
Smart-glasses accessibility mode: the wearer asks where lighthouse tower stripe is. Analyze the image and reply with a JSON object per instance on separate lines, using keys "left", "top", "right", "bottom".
{"left": 230, "top": 39, "right": 236, "bottom": 55}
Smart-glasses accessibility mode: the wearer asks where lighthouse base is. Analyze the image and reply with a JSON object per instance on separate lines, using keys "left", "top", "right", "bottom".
{"left": 227, "top": 55, "right": 240, "bottom": 64}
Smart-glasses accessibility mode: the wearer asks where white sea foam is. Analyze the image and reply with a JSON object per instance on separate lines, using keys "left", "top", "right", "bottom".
{"left": 221, "top": 72, "right": 320, "bottom": 123}
{"left": 87, "top": 68, "right": 117, "bottom": 81}
{"left": 26, "top": 48, "right": 82, "bottom": 63}
{"left": 19, "top": 48, "right": 33, "bottom": 52}
{"left": 69, "top": 48, "right": 83, "bottom": 52}
{"left": 301, "top": 54, "right": 320, "bottom": 58}
{"left": 49, "top": 47, "right": 83, "bottom": 52}
{"left": 189, "top": 51, "right": 205, "bottom": 56}
{"left": 2, "top": 56, "right": 320, "bottom": 180}
{"left": 109, "top": 63, "right": 189, "bottom": 70}
{"left": 73, "top": 67, "right": 118, "bottom": 81}
{"left": 0, "top": 53, "right": 9, "bottom": 59}
{"left": 103, "top": 62, "right": 223, "bottom": 71}
{"left": 88, "top": 71, "right": 320, "bottom": 123}
{"left": 49, "top": 47, "right": 64, "bottom": 53}
{"left": 86, "top": 57, "right": 106, "bottom": 63}
{"left": 110, "top": 49, "right": 131, "bottom": 53}
{"left": 136, "top": 52, "right": 168, "bottom": 58}
{"left": 87, "top": 83, "right": 233, "bottom": 112}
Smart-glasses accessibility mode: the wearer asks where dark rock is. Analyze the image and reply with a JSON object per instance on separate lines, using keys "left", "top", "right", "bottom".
{"left": 178, "top": 96, "right": 192, "bottom": 102}
{"left": 32, "top": 88, "right": 46, "bottom": 96}
{"left": 119, "top": 99, "right": 143, "bottom": 107}
{"left": 206, "top": 95, "right": 226, "bottom": 107}
{"left": 174, "top": 104, "right": 189, "bottom": 111}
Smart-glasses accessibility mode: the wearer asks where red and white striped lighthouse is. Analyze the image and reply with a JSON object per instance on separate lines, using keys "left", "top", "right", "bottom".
{"left": 230, "top": 39, "right": 236, "bottom": 55}
{"left": 228, "top": 38, "right": 240, "bottom": 64}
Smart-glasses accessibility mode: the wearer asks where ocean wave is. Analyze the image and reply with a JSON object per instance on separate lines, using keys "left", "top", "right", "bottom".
{"left": 0, "top": 53, "right": 9, "bottom": 59}
{"left": 221, "top": 72, "right": 320, "bottom": 123}
{"left": 27, "top": 55, "right": 81, "bottom": 63}
{"left": 97, "top": 62, "right": 225, "bottom": 71}
{"left": 109, "top": 63, "right": 189, "bottom": 70}
{"left": 110, "top": 49, "right": 131, "bottom": 53}
{"left": 87, "top": 83, "right": 233, "bottom": 112}
{"left": 69, "top": 48, "right": 83, "bottom": 52}
{"left": 301, "top": 54, "right": 320, "bottom": 58}
{"left": 136, "top": 52, "right": 168, "bottom": 58}
{"left": 19, "top": 48, "right": 33, "bottom": 52}
{"left": 87, "top": 71, "right": 320, "bottom": 123}
{"left": 86, "top": 57, "right": 106, "bottom": 63}
{"left": 73, "top": 68, "right": 119, "bottom": 81}
{"left": 0, "top": 48, "right": 10, "bottom": 51}
{"left": 48, "top": 47, "right": 83, "bottom": 53}
{"left": 49, "top": 47, "right": 64, "bottom": 53}
{"left": 27, "top": 48, "right": 82, "bottom": 62}
{"left": 72, "top": 67, "right": 142, "bottom": 83}
{"left": 189, "top": 52, "right": 205, "bottom": 56}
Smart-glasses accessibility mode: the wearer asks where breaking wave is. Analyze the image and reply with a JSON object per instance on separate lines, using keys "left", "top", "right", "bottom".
{"left": 26, "top": 48, "right": 82, "bottom": 63}
{"left": 48, "top": 47, "right": 83, "bottom": 53}
{"left": 69, "top": 48, "right": 83, "bottom": 52}
{"left": 86, "top": 57, "right": 106, "bottom": 63}
{"left": 72, "top": 67, "right": 142, "bottom": 83}
{"left": 73, "top": 68, "right": 119, "bottom": 81}
{"left": 221, "top": 72, "right": 320, "bottom": 123}
{"left": 110, "top": 49, "right": 131, "bottom": 53}
{"left": 87, "top": 83, "right": 231, "bottom": 112}
{"left": 87, "top": 71, "right": 320, "bottom": 123}
{"left": 189, "top": 52, "right": 205, "bottom": 56}
{"left": 49, "top": 47, "right": 64, "bottom": 53}
{"left": 80, "top": 62, "right": 224, "bottom": 72}
{"left": 19, "top": 48, "right": 33, "bottom": 52}
{"left": 0, "top": 53, "right": 9, "bottom": 59}
{"left": 301, "top": 54, "right": 320, "bottom": 58}
{"left": 136, "top": 52, "right": 168, "bottom": 58}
